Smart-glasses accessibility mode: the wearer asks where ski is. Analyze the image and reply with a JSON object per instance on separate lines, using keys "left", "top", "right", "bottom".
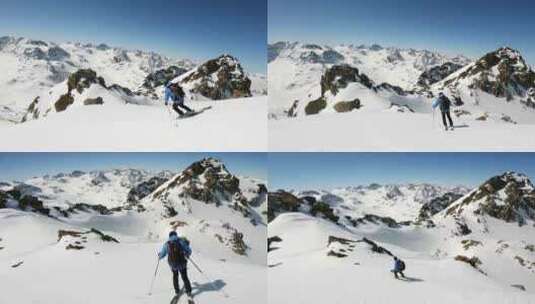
{"left": 170, "top": 288, "right": 184, "bottom": 304}
{"left": 177, "top": 106, "right": 213, "bottom": 120}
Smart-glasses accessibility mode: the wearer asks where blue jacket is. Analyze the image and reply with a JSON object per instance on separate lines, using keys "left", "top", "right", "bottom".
{"left": 158, "top": 235, "right": 192, "bottom": 271}
{"left": 393, "top": 259, "right": 402, "bottom": 272}
{"left": 164, "top": 86, "right": 184, "bottom": 105}
{"left": 434, "top": 95, "right": 451, "bottom": 112}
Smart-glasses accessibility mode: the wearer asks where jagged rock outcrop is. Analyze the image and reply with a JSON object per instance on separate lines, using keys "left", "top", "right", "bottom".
{"left": 418, "top": 192, "right": 464, "bottom": 221}
{"left": 444, "top": 47, "right": 535, "bottom": 101}
{"left": 446, "top": 172, "right": 535, "bottom": 226}
{"left": 268, "top": 191, "right": 303, "bottom": 222}
{"left": 417, "top": 62, "right": 464, "bottom": 88}
{"left": 180, "top": 55, "right": 252, "bottom": 99}
{"left": 321, "top": 64, "right": 374, "bottom": 96}
{"left": 127, "top": 176, "right": 169, "bottom": 205}
{"left": 137, "top": 66, "right": 189, "bottom": 99}
{"left": 347, "top": 214, "right": 411, "bottom": 229}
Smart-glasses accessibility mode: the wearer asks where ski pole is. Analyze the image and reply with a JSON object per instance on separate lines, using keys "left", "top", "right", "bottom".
{"left": 166, "top": 105, "right": 174, "bottom": 127}
{"left": 148, "top": 254, "right": 161, "bottom": 296}
{"left": 188, "top": 256, "right": 230, "bottom": 298}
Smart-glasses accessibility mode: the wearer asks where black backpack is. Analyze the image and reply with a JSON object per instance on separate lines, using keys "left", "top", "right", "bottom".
{"left": 399, "top": 260, "right": 406, "bottom": 271}
{"left": 168, "top": 239, "right": 187, "bottom": 267}
{"left": 175, "top": 86, "right": 186, "bottom": 98}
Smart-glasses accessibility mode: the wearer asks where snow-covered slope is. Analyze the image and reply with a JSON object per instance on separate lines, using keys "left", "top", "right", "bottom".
{"left": 0, "top": 36, "right": 194, "bottom": 121}
{"left": 0, "top": 94, "right": 267, "bottom": 151}
{"left": 0, "top": 36, "right": 267, "bottom": 126}
{"left": 268, "top": 41, "right": 470, "bottom": 116}
{"left": 0, "top": 158, "right": 267, "bottom": 304}
{"left": 268, "top": 172, "right": 535, "bottom": 304}
{"left": 269, "top": 41, "right": 535, "bottom": 151}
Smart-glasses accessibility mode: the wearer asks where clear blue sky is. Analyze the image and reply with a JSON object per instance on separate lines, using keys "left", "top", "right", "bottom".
{"left": 269, "top": 0, "right": 535, "bottom": 64}
{"left": 0, "top": 0, "right": 266, "bottom": 73}
{"left": 268, "top": 153, "right": 535, "bottom": 190}
{"left": 0, "top": 153, "right": 267, "bottom": 181}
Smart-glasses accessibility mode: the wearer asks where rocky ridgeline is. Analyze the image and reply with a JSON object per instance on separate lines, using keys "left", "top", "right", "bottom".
{"left": 268, "top": 190, "right": 339, "bottom": 224}
{"left": 446, "top": 172, "right": 535, "bottom": 226}
{"left": 152, "top": 158, "right": 261, "bottom": 219}
{"left": 22, "top": 69, "right": 134, "bottom": 122}
{"left": 180, "top": 54, "right": 252, "bottom": 100}
{"left": 443, "top": 47, "right": 535, "bottom": 101}
{"left": 303, "top": 64, "right": 411, "bottom": 115}
{"left": 417, "top": 62, "right": 464, "bottom": 89}
{"left": 136, "top": 66, "right": 189, "bottom": 99}
{"left": 417, "top": 192, "right": 465, "bottom": 225}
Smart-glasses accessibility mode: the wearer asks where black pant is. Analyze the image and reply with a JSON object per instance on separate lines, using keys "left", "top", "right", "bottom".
{"left": 172, "top": 103, "right": 193, "bottom": 115}
{"left": 441, "top": 111, "right": 453, "bottom": 127}
{"left": 173, "top": 268, "right": 192, "bottom": 295}
{"left": 393, "top": 270, "right": 405, "bottom": 279}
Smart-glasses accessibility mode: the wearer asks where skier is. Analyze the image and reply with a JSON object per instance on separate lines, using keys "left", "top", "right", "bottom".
{"left": 158, "top": 231, "right": 193, "bottom": 298}
{"left": 391, "top": 256, "right": 406, "bottom": 279}
{"left": 434, "top": 92, "right": 454, "bottom": 131}
{"left": 165, "top": 82, "right": 194, "bottom": 117}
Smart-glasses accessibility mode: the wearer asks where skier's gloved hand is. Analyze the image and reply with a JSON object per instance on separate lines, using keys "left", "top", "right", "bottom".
{"left": 165, "top": 102, "right": 168, "bottom": 106}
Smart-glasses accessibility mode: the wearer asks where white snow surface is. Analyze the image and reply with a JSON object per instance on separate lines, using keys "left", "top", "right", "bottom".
{"left": 0, "top": 36, "right": 195, "bottom": 121}
{"left": 0, "top": 95, "right": 267, "bottom": 151}
{"left": 0, "top": 166, "right": 267, "bottom": 304}
{"left": 269, "top": 211, "right": 535, "bottom": 304}
{"left": 269, "top": 42, "right": 535, "bottom": 151}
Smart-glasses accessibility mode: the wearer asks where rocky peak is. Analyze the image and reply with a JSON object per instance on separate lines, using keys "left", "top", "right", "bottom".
{"left": 321, "top": 64, "right": 374, "bottom": 96}
{"left": 180, "top": 54, "right": 252, "bottom": 100}
{"left": 445, "top": 47, "right": 535, "bottom": 100}
{"left": 417, "top": 62, "right": 464, "bottom": 88}
{"left": 446, "top": 172, "right": 535, "bottom": 225}
{"left": 152, "top": 158, "right": 242, "bottom": 207}
{"left": 137, "top": 65, "right": 189, "bottom": 99}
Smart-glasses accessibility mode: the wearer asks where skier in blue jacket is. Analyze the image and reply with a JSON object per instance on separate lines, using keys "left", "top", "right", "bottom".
{"left": 434, "top": 92, "right": 454, "bottom": 131}
{"left": 158, "top": 231, "right": 193, "bottom": 296}
{"left": 391, "top": 256, "right": 406, "bottom": 279}
{"left": 165, "top": 83, "right": 194, "bottom": 117}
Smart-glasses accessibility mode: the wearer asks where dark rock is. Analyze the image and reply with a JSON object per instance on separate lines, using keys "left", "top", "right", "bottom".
{"left": 268, "top": 236, "right": 283, "bottom": 252}
{"left": 304, "top": 97, "right": 327, "bottom": 115}
{"left": 181, "top": 54, "right": 251, "bottom": 100}
{"left": 360, "top": 237, "right": 394, "bottom": 256}
{"left": 448, "top": 47, "right": 535, "bottom": 100}
{"left": 286, "top": 100, "right": 299, "bottom": 117}
{"left": 47, "top": 46, "right": 70, "bottom": 61}
{"left": 454, "top": 255, "right": 485, "bottom": 274}
{"left": 334, "top": 99, "right": 361, "bottom": 113}
{"left": 348, "top": 214, "right": 408, "bottom": 229}
{"left": 268, "top": 191, "right": 303, "bottom": 222}
{"left": 126, "top": 176, "right": 169, "bottom": 205}
{"left": 417, "top": 62, "right": 463, "bottom": 88}
{"left": 511, "top": 284, "right": 526, "bottom": 291}
{"left": 83, "top": 97, "right": 104, "bottom": 106}
{"left": 418, "top": 192, "right": 463, "bottom": 221}
{"left": 67, "top": 69, "right": 106, "bottom": 94}
{"left": 321, "top": 64, "right": 374, "bottom": 96}
{"left": 54, "top": 93, "right": 74, "bottom": 112}
{"left": 310, "top": 201, "right": 339, "bottom": 223}
{"left": 141, "top": 66, "right": 188, "bottom": 91}
{"left": 447, "top": 172, "right": 535, "bottom": 226}
{"left": 376, "top": 83, "right": 408, "bottom": 96}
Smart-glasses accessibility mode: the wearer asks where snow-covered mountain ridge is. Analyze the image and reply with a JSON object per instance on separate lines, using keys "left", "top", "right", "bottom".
{"left": 268, "top": 172, "right": 535, "bottom": 303}
{"left": 0, "top": 36, "right": 266, "bottom": 124}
